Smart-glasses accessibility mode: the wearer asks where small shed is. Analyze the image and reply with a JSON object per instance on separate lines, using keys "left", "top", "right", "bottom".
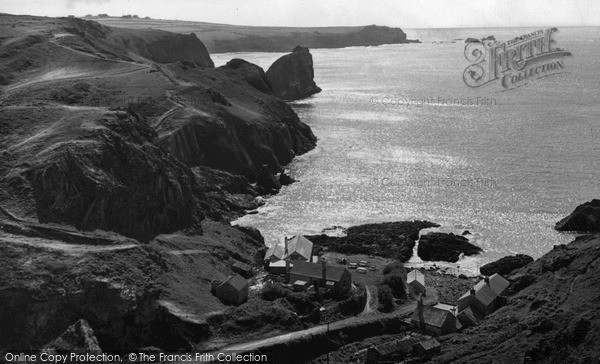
{"left": 232, "top": 261, "right": 254, "bottom": 278}
{"left": 413, "top": 337, "right": 441, "bottom": 357}
{"left": 293, "top": 280, "right": 309, "bottom": 292}
{"left": 214, "top": 274, "right": 248, "bottom": 305}
{"left": 407, "top": 269, "right": 426, "bottom": 296}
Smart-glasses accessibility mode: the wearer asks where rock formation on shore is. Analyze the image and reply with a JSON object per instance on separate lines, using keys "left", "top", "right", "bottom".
{"left": 306, "top": 221, "right": 439, "bottom": 261}
{"left": 266, "top": 46, "right": 322, "bottom": 101}
{"left": 555, "top": 199, "right": 600, "bottom": 232}
{"left": 479, "top": 254, "right": 534, "bottom": 276}
{"left": 417, "top": 232, "right": 483, "bottom": 262}
{"left": 0, "top": 14, "right": 314, "bottom": 351}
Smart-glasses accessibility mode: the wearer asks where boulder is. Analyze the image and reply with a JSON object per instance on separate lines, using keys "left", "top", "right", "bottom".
{"left": 555, "top": 199, "right": 600, "bottom": 232}
{"left": 465, "top": 37, "right": 480, "bottom": 43}
{"left": 256, "top": 164, "right": 282, "bottom": 194}
{"left": 220, "top": 58, "right": 272, "bottom": 94}
{"left": 480, "top": 254, "right": 534, "bottom": 276}
{"left": 43, "top": 319, "right": 102, "bottom": 353}
{"left": 266, "top": 46, "right": 322, "bottom": 101}
{"left": 279, "top": 172, "right": 296, "bottom": 186}
{"left": 417, "top": 232, "right": 483, "bottom": 262}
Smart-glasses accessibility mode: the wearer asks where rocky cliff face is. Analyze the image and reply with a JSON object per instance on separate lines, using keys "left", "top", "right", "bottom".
{"left": 0, "top": 14, "right": 314, "bottom": 351}
{"left": 555, "top": 199, "right": 600, "bottom": 232}
{"left": 17, "top": 109, "right": 205, "bottom": 242}
{"left": 154, "top": 62, "right": 316, "bottom": 179}
{"left": 266, "top": 46, "right": 322, "bottom": 101}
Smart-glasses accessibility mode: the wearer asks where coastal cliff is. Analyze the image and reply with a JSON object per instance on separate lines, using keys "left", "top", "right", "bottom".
{"left": 0, "top": 14, "right": 314, "bottom": 350}
{"left": 93, "top": 18, "right": 420, "bottom": 53}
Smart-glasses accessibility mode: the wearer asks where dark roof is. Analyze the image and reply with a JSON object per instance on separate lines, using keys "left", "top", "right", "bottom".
{"left": 477, "top": 273, "right": 510, "bottom": 295}
{"left": 459, "top": 273, "right": 509, "bottom": 308}
{"left": 290, "top": 260, "right": 348, "bottom": 282}
{"left": 407, "top": 269, "right": 425, "bottom": 286}
{"left": 219, "top": 274, "right": 248, "bottom": 292}
{"left": 375, "top": 337, "right": 419, "bottom": 356}
{"left": 414, "top": 338, "right": 440, "bottom": 351}
{"left": 286, "top": 235, "right": 313, "bottom": 260}
{"left": 457, "top": 307, "right": 480, "bottom": 324}
{"left": 411, "top": 305, "right": 452, "bottom": 328}
{"left": 459, "top": 282, "right": 496, "bottom": 308}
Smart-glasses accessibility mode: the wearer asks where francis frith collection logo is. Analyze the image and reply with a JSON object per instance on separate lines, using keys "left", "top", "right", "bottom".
{"left": 463, "top": 28, "right": 572, "bottom": 90}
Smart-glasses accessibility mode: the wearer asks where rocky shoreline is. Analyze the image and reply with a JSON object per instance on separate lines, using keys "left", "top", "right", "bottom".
{"left": 0, "top": 14, "right": 321, "bottom": 352}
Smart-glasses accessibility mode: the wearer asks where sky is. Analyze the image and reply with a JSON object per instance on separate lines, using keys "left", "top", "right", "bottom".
{"left": 1, "top": 0, "right": 599, "bottom": 28}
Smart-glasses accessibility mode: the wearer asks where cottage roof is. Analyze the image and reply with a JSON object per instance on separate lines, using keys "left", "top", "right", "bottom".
{"left": 414, "top": 338, "right": 440, "bottom": 351}
{"left": 411, "top": 305, "right": 452, "bottom": 328}
{"left": 290, "top": 260, "right": 348, "bottom": 282}
{"left": 264, "top": 244, "right": 285, "bottom": 261}
{"left": 473, "top": 273, "right": 509, "bottom": 296}
{"left": 286, "top": 235, "right": 313, "bottom": 260}
{"left": 219, "top": 274, "right": 248, "bottom": 292}
{"left": 457, "top": 306, "right": 480, "bottom": 324}
{"left": 375, "top": 338, "right": 419, "bottom": 356}
{"left": 407, "top": 269, "right": 425, "bottom": 286}
{"left": 459, "top": 273, "right": 508, "bottom": 307}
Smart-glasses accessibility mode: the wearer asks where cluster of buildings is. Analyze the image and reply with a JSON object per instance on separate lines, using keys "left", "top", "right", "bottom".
{"left": 265, "top": 234, "right": 352, "bottom": 297}
{"left": 407, "top": 269, "right": 510, "bottom": 336}
{"left": 364, "top": 334, "right": 441, "bottom": 364}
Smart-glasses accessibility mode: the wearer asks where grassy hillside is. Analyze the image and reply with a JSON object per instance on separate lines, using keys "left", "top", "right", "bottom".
{"left": 92, "top": 17, "right": 418, "bottom": 53}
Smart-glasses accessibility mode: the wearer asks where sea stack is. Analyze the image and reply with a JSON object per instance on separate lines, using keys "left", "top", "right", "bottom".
{"left": 266, "top": 46, "right": 322, "bottom": 101}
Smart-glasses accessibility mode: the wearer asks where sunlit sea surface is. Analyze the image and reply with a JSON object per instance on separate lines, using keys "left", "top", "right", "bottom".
{"left": 211, "top": 27, "right": 600, "bottom": 274}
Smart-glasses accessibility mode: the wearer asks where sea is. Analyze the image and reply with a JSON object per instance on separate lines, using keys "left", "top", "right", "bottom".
{"left": 211, "top": 27, "right": 600, "bottom": 275}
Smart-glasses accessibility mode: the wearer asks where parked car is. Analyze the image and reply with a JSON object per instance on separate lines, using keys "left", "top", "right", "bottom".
{"left": 358, "top": 260, "right": 369, "bottom": 267}
{"left": 348, "top": 262, "right": 358, "bottom": 269}
{"left": 356, "top": 267, "right": 368, "bottom": 274}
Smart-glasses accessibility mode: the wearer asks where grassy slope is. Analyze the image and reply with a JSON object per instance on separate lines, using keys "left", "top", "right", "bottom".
{"left": 93, "top": 17, "right": 414, "bottom": 53}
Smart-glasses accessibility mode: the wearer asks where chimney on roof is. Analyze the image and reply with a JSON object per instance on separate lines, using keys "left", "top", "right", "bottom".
{"left": 285, "top": 237, "right": 290, "bottom": 272}
{"left": 470, "top": 288, "right": 476, "bottom": 295}
{"left": 417, "top": 294, "right": 425, "bottom": 331}
{"left": 484, "top": 276, "right": 490, "bottom": 284}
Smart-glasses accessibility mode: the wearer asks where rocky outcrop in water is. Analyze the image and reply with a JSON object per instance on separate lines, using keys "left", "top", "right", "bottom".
{"left": 266, "top": 46, "right": 322, "bottom": 101}
{"left": 417, "top": 232, "right": 482, "bottom": 262}
{"left": 479, "top": 254, "right": 534, "bottom": 276}
{"left": 555, "top": 199, "right": 600, "bottom": 232}
{"left": 306, "top": 221, "right": 439, "bottom": 261}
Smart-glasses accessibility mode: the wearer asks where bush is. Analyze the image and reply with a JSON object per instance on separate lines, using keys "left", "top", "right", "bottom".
{"left": 377, "top": 286, "right": 394, "bottom": 312}
{"left": 382, "top": 261, "right": 404, "bottom": 275}
{"left": 382, "top": 273, "right": 406, "bottom": 299}
{"left": 339, "top": 286, "right": 367, "bottom": 316}
{"left": 261, "top": 282, "right": 288, "bottom": 301}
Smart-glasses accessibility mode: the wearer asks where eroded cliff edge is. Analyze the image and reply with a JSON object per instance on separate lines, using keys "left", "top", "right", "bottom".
{"left": 0, "top": 14, "right": 315, "bottom": 350}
